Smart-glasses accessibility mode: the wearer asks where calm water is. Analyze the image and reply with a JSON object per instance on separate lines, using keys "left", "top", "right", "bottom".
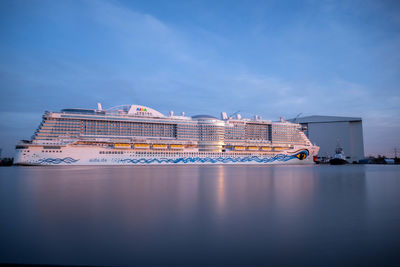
{"left": 1, "top": 165, "right": 400, "bottom": 266}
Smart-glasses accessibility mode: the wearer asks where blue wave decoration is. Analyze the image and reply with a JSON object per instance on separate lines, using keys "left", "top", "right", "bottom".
{"left": 115, "top": 150, "right": 309, "bottom": 164}
{"left": 37, "top": 157, "right": 79, "bottom": 164}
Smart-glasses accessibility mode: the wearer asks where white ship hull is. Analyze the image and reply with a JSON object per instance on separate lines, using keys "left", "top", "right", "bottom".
{"left": 14, "top": 146, "right": 318, "bottom": 166}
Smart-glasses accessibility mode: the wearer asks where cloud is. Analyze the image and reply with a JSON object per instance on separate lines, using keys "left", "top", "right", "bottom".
{"left": 87, "top": 0, "right": 199, "bottom": 66}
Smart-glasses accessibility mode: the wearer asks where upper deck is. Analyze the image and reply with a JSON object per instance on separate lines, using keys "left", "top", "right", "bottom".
{"left": 31, "top": 103, "right": 311, "bottom": 149}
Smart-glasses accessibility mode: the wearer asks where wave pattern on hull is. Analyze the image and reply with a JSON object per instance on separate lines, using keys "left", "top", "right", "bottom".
{"left": 116, "top": 151, "right": 309, "bottom": 164}
{"left": 34, "top": 151, "right": 309, "bottom": 165}
{"left": 37, "top": 157, "right": 79, "bottom": 164}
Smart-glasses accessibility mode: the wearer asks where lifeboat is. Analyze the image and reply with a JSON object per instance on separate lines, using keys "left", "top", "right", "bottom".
{"left": 247, "top": 146, "right": 258, "bottom": 150}
{"left": 261, "top": 146, "right": 272, "bottom": 151}
{"left": 234, "top": 146, "right": 245, "bottom": 150}
{"left": 134, "top": 143, "right": 150, "bottom": 149}
{"left": 152, "top": 144, "right": 167, "bottom": 149}
{"left": 114, "top": 143, "right": 131, "bottom": 148}
{"left": 170, "top": 144, "right": 184, "bottom": 149}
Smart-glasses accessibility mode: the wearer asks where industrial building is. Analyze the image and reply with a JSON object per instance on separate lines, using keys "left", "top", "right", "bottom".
{"left": 288, "top": 116, "right": 365, "bottom": 162}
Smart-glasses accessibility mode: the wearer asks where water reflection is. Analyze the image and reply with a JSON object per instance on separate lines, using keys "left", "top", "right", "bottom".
{"left": 216, "top": 166, "right": 226, "bottom": 218}
{"left": 0, "top": 165, "right": 399, "bottom": 266}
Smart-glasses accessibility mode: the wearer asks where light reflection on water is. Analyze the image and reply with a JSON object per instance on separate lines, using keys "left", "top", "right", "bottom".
{"left": 1, "top": 165, "right": 400, "bottom": 266}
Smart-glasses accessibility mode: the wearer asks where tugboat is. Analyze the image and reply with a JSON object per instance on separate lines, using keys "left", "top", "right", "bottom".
{"left": 329, "top": 142, "right": 348, "bottom": 165}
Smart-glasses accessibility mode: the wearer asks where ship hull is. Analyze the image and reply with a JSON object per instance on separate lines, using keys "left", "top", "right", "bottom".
{"left": 329, "top": 158, "right": 348, "bottom": 165}
{"left": 14, "top": 146, "right": 318, "bottom": 166}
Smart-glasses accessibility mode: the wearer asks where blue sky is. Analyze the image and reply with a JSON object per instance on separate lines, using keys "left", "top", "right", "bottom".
{"left": 0, "top": 0, "right": 399, "bottom": 156}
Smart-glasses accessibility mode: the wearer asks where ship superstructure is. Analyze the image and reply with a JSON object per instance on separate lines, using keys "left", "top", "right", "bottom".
{"left": 14, "top": 104, "right": 319, "bottom": 165}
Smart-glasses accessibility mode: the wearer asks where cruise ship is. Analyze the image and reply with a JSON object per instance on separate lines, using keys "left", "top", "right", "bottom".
{"left": 14, "top": 104, "right": 319, "bottom": 165}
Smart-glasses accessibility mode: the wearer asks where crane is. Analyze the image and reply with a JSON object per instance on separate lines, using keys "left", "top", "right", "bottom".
{"left": 294, "top": 113, "right": 303, "bottom": 123}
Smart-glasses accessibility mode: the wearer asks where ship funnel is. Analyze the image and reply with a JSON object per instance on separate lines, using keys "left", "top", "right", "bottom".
{"left": 97, "top": 103, "right": 102, "bottom": 111}
{"left": 221, "top": 112, "right": 228, "bottom": 120}
{"left": 170, "top": 111, "right": 174, "bottom": 117}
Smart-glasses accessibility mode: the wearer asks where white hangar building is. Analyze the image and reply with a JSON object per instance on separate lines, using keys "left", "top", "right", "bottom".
{"left": 288, "top": 116, "right": 365, "bottom": 162}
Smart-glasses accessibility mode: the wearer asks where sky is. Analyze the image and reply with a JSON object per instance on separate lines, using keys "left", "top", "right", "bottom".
{"left": 0, "top": 0, "right": 399, "bottom": 157}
